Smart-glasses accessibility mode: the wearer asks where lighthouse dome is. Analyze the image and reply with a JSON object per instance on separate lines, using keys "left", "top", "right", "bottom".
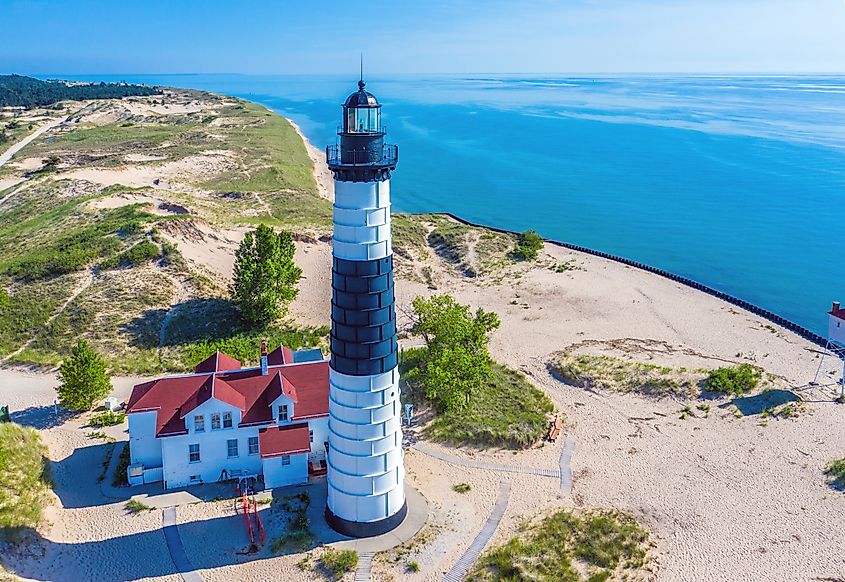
{"left": 344, "top": 80, "right": 380, "bottom": 108}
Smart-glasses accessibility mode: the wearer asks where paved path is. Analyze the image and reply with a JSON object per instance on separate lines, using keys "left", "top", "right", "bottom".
{"left": 412, "top": 442, "right": 560, "bottom": 478}
{"left": 162, "top": 507, "right": 204, "bottom": 582}
{"left": 442, "top": 481, "right": 511, "bottom": 582}
{"left": 354, "top": 552, "right": 374, "bottom": 581}
{"left": 559, "top": 437, "right": 575, "bottom": 495}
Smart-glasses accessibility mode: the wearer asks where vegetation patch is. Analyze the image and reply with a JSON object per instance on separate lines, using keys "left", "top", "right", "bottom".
{"left": 98, "top": 240, "right": 161, "bottom": 270}
{"left": 470, "top": 509, "right": 651, "bottom": 582}
{"left": 113, "top": 443, "right": 131, "bottom": 487}
{"left": 403, "top": 348, "right": 553, "bottom": 448}
{"left": 270, "top": 491, "right": 314, "bottom": 554}
{"left": 551, "top": 353, "right": 699, "bottom": 398}
{"left": 319, "top": 548, "right": 358, "bottom": 580}
{"left": 124, "top": 499, "right": 153, "bottom": 514}
{"left": 703, "top": 364, "right": 762, "bottom": 396}
{"left": 825, "top": 458, "right": 845, "bottom": 490}
{"left": 88, "top": 410, "right": 125, "bottom": 428}
{"left": 0, "top": 423, "right": 51, "bottom": 537}
{"left": 0, "top": 74, "right": 159, "bottom": 108}
{"left": 513, "top": 229, "right": 544, "bottom": 260}
{"left": 453, "top": 483, "right": 471, "bottom": 493}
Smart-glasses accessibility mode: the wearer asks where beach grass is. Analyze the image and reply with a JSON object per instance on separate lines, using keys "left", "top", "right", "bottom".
{"left": 401, "top": 348, "right": 553, "bottom": 448}
{"left": 319, "top": 548, "right": 358, "bottom": 579}
{"left": 551, "top": 352, "right": 699, "bottom": 398}
{"left": 124, "top": 499, "right": 153, "bottom": 514}
{"left": 0, "top": 423, "right": 51, "bottom": 537}
{"left": 825, "top": 458, "right": 845, "bottom": 490}
{"left": 470, "top": 509, "right": 651, "bottom": 581}
{"left": 88, "top": 410, "right": 126, "bottom": 428}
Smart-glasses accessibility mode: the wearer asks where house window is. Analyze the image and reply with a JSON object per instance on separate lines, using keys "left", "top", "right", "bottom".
{"left": 194, "top": 415, "right": 205, "bottom": 432}
{"left": 189, "top": 443, "right": 200, "bottom": 463}
{"left": 281, "top": 455, "right": 291, "bottom": 466}
{"left": 227, "top": 439, "right": 239, "bottom": 458}
{"left": 222, "top": 412, "right": 233, "bottom": 429}
{"left": 309, "top": 430, "right": 314, "bottom": 443}
{"left": 278, "top": 405, "right": 289, "bottom": 422}
{"left": 189, "top": 475, "right": 201, "bottom": 483}
{"left": 211, "top": 413, "right": 221, "bottom": 430}
{"left": 248, "top": 436, "right": 259, "bottom": 455}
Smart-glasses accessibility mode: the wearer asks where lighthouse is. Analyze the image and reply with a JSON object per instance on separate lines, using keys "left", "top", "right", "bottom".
{"left": 324, "top": 79, "right": 406, "bottom": 537}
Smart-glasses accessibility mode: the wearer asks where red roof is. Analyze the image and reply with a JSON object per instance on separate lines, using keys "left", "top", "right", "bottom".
{"left": 194, "top": 351, "right": 242, "bottom": 373}
{"left": 126, "top": 348, "right": 328, "bottom": 438}
{"left": 266, "top": 346, "right": 294, "bottom": 366}
{"left": 258, "top": 423, "right": 311, "bottom": 458}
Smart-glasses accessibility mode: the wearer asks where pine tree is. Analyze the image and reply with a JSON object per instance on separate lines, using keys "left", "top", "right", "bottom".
{"left": 56, "top": 339, "right": 112, "bottom": 411}
{"left": 230, "top": 224, "right": 302, "bottom": 326}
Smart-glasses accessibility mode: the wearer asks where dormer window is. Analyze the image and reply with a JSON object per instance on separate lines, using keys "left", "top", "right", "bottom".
{"left": 278, "top": 404, "right": 289, "bottom": 423}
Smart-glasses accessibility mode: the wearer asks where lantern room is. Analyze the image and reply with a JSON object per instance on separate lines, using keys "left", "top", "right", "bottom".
{"left": 343, "top": 80, "right": 382, "bottom": 134}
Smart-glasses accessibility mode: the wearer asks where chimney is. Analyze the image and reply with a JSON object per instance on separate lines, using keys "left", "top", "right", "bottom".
{"left": 260, "top": 338, "right": 268, "bottom": 376}
{"left": 833, "top": 301, "right": 841, "bottom": 314}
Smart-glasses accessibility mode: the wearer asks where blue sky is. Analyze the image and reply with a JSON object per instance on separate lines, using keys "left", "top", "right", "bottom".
{"left": 2, "top": 0, "right": 844, "bottom": 74}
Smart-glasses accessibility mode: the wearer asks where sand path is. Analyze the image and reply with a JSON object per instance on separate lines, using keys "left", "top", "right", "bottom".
{"left": 0, "top": 116, "right": 64, "bottom": 168}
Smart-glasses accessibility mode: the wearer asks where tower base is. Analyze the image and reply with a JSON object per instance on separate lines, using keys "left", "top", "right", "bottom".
{"left": 325, "top": 501, "right": 408, "bottom": 538}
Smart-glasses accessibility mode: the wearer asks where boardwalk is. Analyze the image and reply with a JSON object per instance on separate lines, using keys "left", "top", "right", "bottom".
{"left": 442, "top": 481, "right": 511, "bottom": 582}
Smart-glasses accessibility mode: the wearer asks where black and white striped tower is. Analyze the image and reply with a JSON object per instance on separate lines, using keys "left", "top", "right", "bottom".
{"left": 324, "top": 79, "right": 406, "bottom": 537}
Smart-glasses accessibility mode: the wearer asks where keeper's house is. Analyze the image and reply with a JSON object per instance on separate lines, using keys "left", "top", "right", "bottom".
{"left": 125, "top": 346, "right": 329, "bottom": 490}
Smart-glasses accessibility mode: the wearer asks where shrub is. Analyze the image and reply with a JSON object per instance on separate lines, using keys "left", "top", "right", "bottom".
{"left": 407, "top": 560, "right": 420, "bottom": 572}
{"left": 704, "top": 364, "right": 761, "bottom": 396}
{"left": 0, "top": 423, "right": 51, "bottom": 534}
{"left": 88, "top": 410, "right": 126, "bottom": 427}
{"left": 513, "top": 229, "right": 544, "bottom": 261}
{"left": 231, "top": 224, "right": 301, "bottom": 325}
{"left": 113, "top": 443, "right": 131, "bottom": 486}
{"left": 825, "top": 458, "right": 845, "bottom": 489}
{"left": 320, "top": 548, "right": 358, "bottom": 579}
{"left": 56, "top": 339, "right": 113, "bottom": 411}
{"left": 453, "top": 483, "right": 471, "bottom": 493}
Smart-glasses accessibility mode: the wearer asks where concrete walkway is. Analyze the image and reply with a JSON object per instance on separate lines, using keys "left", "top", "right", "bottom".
{"left": 559, "top": 437, "right": 575, "bottom": 495}
{"left": 442, "top": 481, "right": 511, "bottom": 582}
{"left": 162, "top": 507, "right": 204, "bottom": 582}
{"left": 354, "top": 552, "right": 375, "bottom": 582}
{"left": 411, "top": 442, "right": 561, "bottom": 478}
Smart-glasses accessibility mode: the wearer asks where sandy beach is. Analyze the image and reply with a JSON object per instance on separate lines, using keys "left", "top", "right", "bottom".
{"left": 1, "top": 91, "right": 844, "bottom": 582}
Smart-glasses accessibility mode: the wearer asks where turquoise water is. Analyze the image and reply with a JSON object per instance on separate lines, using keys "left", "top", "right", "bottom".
{"left": 64, "top": 74, "right": 845, "bottom": 336}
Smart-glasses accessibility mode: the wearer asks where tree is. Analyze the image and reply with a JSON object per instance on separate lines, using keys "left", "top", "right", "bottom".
{"left": 56, "top": 339, "right": 112, "bottom": 411}
{"left": 514, "top": 229, "right": 544, "bottom": 260}
{"left": 231, "top": 224, "right": 302, "bottom": 325}
{"left": 411, "top": 294, "right": 500, "bottom": 411}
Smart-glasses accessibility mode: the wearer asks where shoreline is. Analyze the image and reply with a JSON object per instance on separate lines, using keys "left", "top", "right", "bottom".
{"left": 279, "top": 112, "right": 828, "bottom": 350}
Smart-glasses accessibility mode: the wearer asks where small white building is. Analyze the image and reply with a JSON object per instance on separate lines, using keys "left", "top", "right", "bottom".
{"left": 829, "top": 301, "right": 845, "bottom": 346}
{"left": 125, "top": 346, "right": 329, "bottom": 490}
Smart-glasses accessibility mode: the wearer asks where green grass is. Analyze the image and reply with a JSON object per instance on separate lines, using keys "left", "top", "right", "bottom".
{"left": 406, "top": 560, "right": 420, "bottom": 573}
{"left": 470, "top": 509, "right": 650, "bottom": 582}
{"left": 551, "top": 353, "right": 698, "bottom": 398}
{"left": 319, "top": 548, "right": 358, "bottom": 579}
{"left": 124, "top": 499, "right": 153, "bottom": 514}
{"left": 0, "top": 274, "right": 75, "bottom": 355}
{"left": 0, "top": 423, "right": 51, "bottom": 537}
{"left": 453, "top": 483, "right": 471, "bottom": 493}
{"left": 88, "top": 410, "right": 126, "bottom": 427}
{"left": 401, "top": 348, "right": 554, "bottom": 448}
{"left": 703, "top": 364, "right": 762, "bottom": 396}
{"left": 825, "top": 458, "right": 845, "bottom": 490}
{"left": 98, "top": 240, "right": 161, "bottom": 270}
{"left": 270, "top": 491, "right": 314, "bottom": 554}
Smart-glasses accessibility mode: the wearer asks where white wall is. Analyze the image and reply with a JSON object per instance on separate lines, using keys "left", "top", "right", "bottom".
{"left": 263, "top": 453, "right": 308, "bottom": 489}
{"left": 127, "top": 411, "right": 162, "bottom": 468}
{"left": 307, "top": 417, "right": 330, "bottom": 460}
{"left": 161, "top": 400, "right": 257, "bottom": 489}
{"left": 829, "top": 315, "right": 845, "bottom": 345}
{"left": 332, "top": 179, "right": 392, "bottom": 261}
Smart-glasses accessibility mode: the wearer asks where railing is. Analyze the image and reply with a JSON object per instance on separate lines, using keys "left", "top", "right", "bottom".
{"left": 337, "top": 124, "right": 387, "bottom": 135}
{"left": 326, "top": 144, "right": 398, "bottom": 167}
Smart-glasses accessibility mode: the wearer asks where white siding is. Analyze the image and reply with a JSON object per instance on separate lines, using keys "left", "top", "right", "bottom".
{"left": 263, "top": 453, "right": 308, "bottom": 488}
{"left": 127, "top": 411, "right": 162, "bottom": 468}
{"left": 829, "top": 315, "right": 845, "bottom": 345}
{"left": 332, "top": 180, "right": 392, "bottom": 261}
{"left": 307, "top": 417, "right": 330, "bottom": 460}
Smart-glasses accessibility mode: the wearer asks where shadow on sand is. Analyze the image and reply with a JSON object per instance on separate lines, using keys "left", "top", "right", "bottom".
{"left": 727, "top": 389, "right": 800, "bottom": 416}
{"left": 11, "top": 405, "right": 75, "bottom": 430}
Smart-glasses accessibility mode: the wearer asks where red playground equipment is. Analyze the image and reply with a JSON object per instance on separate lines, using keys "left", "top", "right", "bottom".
{"left": 235, "top": 476, "right": 265, "bottom": 549}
